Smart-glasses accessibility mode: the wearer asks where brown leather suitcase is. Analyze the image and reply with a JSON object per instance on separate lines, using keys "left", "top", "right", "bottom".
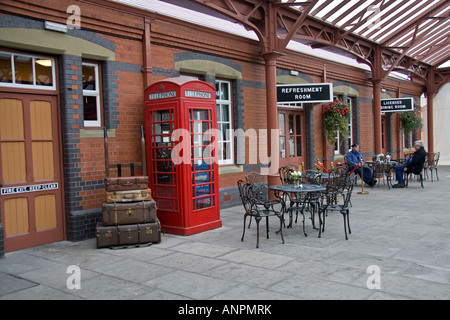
{"left": 106, "top": 189, "right": 152, "bottom": 203}
{"left": 96, "top": 222, "right": 161, "bottom": 249}
{"left": 96, "top": 224, "right": 119, "bottom": 248}
{"left": 118, "top": 224, "right": 139, "bottom": 245}
{"left": 138, "top": 219, "right": 161, "bottom": 244}
{"left": 101, "top": 200, "right": 157, "bottom": 226}
{"left": 105, "top": 176, "right": 149, "bottom": 192}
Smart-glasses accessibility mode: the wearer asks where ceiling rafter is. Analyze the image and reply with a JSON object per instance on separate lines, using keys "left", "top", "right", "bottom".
{"left": 380, "top": 1, "right": 449, "bottom": 46}
{"left": 181, "top": 0, "right": 448, "bottom": 83}
{"left": 380, "top": 14, "right": 450, "bottom": 77}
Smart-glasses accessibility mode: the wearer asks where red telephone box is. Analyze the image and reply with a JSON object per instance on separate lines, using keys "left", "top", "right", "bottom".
{"left": 145, "top": 77, "right": 222, "bottom": 235}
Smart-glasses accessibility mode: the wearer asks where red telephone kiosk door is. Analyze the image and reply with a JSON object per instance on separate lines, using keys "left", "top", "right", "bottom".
{"left": 145, "top": 78, "right": 222, "bottom": 235}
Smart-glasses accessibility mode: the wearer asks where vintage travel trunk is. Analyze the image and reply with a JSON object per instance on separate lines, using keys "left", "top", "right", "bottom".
{"left": 105, "top": 189, "right": 152, "bottom": 203}
{"left": 104, "top": 176, "right": 149, "bottom": 192}
{"left": 138, "top": 220, "right": 161, "bottom": 244}
{"left": 96, "top": 220, "right": 161, "bottom": 248}
{"left": 101, "top": 200, "right": 157, "bottom": 226}
{"left": 96, "top": 224, "right": 119, "bottom": 248}
{"left": 118, "top": 224, "right": 140, "bottom": 245}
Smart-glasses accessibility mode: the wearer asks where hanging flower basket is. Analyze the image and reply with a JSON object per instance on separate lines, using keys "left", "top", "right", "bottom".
{"left": 401, "top": 110, "right": 423, "bottom": 134}
{"left": 323, "top": 99, "right": 350, "bottom": 148}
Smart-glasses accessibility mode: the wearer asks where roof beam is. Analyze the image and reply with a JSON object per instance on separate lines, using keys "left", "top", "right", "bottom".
{"left": 182, "top": 0, "right": 437, "bottom": 82}
{"left": 380, "top": 1, "right": 449, "bottom": 46}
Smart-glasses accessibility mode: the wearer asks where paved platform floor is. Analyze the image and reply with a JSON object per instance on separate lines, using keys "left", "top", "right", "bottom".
{"left": 1, "top": 167, "right": 449, "bottom": 300}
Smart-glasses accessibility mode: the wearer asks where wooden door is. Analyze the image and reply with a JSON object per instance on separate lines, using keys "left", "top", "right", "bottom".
{"left": 0, "top": 93, "right": 64, "bottom": 252}
{"left": 278, "top": 110, "right": 306, "bottom": 169}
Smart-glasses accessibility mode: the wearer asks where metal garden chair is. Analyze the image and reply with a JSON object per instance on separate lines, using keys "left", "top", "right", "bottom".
{"left": 237, "top": 180, "right": 285, "bottom": 248}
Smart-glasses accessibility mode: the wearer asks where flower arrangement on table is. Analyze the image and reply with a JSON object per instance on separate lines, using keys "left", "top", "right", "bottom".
{"left": 323, "top": 99, "right": 350, "bottom": 148}
{"left": 290, "top": 170, "right": 303, "bottom": 188}
{"left": 401, "top": 110, "right": 423, "bottom": 134}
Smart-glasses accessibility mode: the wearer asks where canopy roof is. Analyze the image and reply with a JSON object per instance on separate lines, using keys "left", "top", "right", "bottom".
{"left": 293, "top": 0, "right": 450, "bottom": 68}
{"left": 112, "top": 0, "right": 450, "bottom": 85}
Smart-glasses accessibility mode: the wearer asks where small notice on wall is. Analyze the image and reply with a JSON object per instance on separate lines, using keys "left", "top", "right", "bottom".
{"left": 1, "top": 183, "right": 59, "bottom": 195}
{"left": 277, "top": 83, "right": 333, "bottom": 104}
{"left": 381, "top": 98, "right": 414, "bottom": 113}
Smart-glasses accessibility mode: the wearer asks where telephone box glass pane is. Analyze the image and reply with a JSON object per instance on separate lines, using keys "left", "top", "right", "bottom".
{"left": 151, "top": 109, "right": 177, "bottom": 212}
{"left": 190, "top": 108, "right": 215, "bottom": 211}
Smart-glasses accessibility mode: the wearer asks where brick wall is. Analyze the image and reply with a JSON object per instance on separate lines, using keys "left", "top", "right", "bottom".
{"left": 0, "top": 0, "right": 425, "bottom": 252}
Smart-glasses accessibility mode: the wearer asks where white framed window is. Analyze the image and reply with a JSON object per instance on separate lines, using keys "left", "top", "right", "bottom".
{"left": 333, "top": 96, "right": 353, "bottom": 154}
{"left": 277, "top": 102, "right": 303, "bottom": 110}
{"left": 346, "top": 97, "right": 353, "bottom": 151}
{"left": 333, "top": 96, "right": 340, "bottom": 155}
{"left": 215, "top": 80, "right": 233, "bottom": 165}
{"left": 82, "top": 62, "right": 102, "bottom": 127}
{"left": 403, "top": 129, "right": 413, "bottom": 149}
{"left": 0, "top": 51, "right": 56, "bottom": 90}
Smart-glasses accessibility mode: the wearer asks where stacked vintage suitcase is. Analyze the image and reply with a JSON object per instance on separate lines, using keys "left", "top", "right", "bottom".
{"left": 96, "top": 127, "right": 161, "bottom": 249}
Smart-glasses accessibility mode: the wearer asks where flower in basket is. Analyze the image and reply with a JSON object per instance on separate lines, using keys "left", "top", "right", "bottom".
{"left": 401, "top": 110, "right": 423, "bottom": 134}
{"left": 323, "top": 99, "right": 350, "bottom": 148}
{"left": 377, "top": 153, "right": 384, "bottom": 160}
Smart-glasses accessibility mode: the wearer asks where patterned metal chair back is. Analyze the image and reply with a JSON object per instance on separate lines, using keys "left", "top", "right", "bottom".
{"left": 302, "top": 170, "right": 322, "bottom": 185}
{"left": 245, "top": 172, "right": 269, "bottom": 202}
{"left": 279, "top": 165, "right": 297, "bottom": 185}
{"left": 237, "top": 180, "right": 253, "bottom": 214}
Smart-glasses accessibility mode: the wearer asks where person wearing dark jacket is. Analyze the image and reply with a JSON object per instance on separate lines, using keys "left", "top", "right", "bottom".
{"left": 392, "top": 141, "right": 427, "bottom": 188}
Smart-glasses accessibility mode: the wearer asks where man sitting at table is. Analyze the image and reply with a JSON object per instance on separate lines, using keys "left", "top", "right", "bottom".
{"left": 346, "top": 144, "right": 377, "bottom": 187}
{"left": 392, "top": 140, "right": 427, "bottom": 189}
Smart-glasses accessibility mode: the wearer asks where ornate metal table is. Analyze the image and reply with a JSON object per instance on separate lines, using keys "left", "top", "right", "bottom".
{"left": 269, "top": 184, "right": 326, "bottom": 237}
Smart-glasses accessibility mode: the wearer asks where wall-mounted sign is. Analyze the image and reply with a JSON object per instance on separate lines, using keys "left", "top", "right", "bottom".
{"left": 277, "top": 83, "right": 333, "bottom": 104}
{"left": 185, "top": 90, "right": 211, "bottom": 99}
{"left": 381, "top": 97, "right": 414, "bottom": 113}
{"left": 148, "top": 91, "right": 176, "bottom": 100}
{"left": 1, "top": 183, "right": 58, "bottom": 195}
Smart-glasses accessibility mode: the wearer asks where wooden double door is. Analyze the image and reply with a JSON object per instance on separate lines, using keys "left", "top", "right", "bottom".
{"left": 278, "top": 109, "right": 306, "bottom": 168}
{"left": 0, "top": 93, "right": 64, "bottom": 252}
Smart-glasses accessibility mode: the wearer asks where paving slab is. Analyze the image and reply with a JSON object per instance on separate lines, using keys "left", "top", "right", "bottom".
{"left": 0, "top": 272, "right": 37, "bottom": 296}
{"left": 0, "top": 166, "right": 449, "bottom": 300}
{"left": 143, "top": 270, "right": 236, "bottom": 300}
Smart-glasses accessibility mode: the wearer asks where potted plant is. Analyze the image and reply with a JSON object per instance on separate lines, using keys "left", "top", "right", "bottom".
{"left": 323, "top": 99, "right": 350, "bottom": 148}
{"left": 401, "top": 110, "right": 423, "bottom": 134}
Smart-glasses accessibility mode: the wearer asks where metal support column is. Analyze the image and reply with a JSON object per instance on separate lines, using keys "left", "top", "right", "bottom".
{"left": 372, "top": 79, "right": 382, "bottom": 155}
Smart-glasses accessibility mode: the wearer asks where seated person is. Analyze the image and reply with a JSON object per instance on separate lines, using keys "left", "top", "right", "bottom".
{"left": 346, "top": 144, "right": 377, "bottom": 187}
{"left": 393, "top": 141, "right": 427, "bottom": 188}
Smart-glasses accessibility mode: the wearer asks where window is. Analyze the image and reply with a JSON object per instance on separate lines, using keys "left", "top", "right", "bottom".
{"left": 345, "top": 97, "right": 353, "bottom": 151}
{"left": 278, "top": 102, "right": 303, "bottom": 110}
{"left": 278, "top": 110, "right": 303, "bottom": 159}
{"left": 0, "top": 51, "right": 55, "bottom": 90}
{"left": 403, "top": 129, "right": 413, "bottom": 149}
{"left": 333, "top": 96, "right": 353, "bottom": 154}
{"left": 82, "top": 62, "right": 102, "bottom": 127}
{"left": 333, "top": 96, "right": 340, "bottom": 154}
{"left": 215, "top": 80, "right": 233, "bottom": 165}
